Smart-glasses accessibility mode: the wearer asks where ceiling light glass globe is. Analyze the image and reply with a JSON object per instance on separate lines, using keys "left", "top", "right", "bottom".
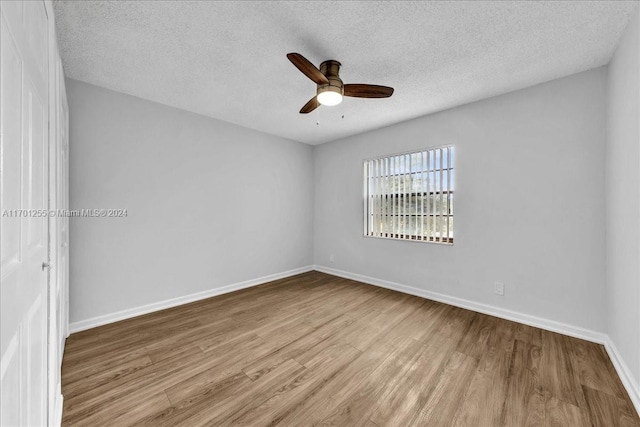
{"left": 317, "top": 91, "right": 343, "bottom": 106}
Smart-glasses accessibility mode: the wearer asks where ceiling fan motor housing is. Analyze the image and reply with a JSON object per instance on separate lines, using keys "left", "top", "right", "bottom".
{"left": 317, "top": 60, "right": 343, "bottom": 97}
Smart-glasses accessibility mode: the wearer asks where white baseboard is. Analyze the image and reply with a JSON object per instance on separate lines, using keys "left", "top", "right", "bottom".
{"left": 69, "top": 265, "right": 314, "bottom": 333}
{"left": 314, "top": 265, "right": 607, "bottom": 344}
{"left": 604, "top": 338, "right": 640, "bottom": 414}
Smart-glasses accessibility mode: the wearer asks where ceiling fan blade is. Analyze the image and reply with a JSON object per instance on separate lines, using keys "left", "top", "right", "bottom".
{"left": 287, "top": 53, "right": 329, "bottom": 86}
{"left": 344, "top": 84, "right": 394, "bottom": 98}
{"left": 300, "top": 96, "right": 319, "bottom": 114}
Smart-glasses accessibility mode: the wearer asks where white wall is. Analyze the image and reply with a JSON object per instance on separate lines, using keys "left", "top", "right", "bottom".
{"left": 606, "top": 5, "right": 640, "bottom": 390}
{"left": 314, "top": 68, "right": 607, "bottom": 334}
{"left": 67, "top": 79, "right": 314, "bottom": 325}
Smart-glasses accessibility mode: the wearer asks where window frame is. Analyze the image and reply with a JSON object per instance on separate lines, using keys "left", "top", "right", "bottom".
{"left": 362, "top": 144, "right": 455, "bottom": 245}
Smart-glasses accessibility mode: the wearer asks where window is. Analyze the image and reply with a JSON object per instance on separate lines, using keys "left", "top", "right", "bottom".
{"left": 363, "top": 145, "right": 454, "bottom": 244}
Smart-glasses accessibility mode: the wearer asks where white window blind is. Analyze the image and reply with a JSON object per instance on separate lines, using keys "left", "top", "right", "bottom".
{"left": 363, "top": 146, "right": 454, "bottom": 244}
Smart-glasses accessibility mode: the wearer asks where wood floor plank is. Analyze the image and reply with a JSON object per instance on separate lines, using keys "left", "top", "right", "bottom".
{"left": 292, "top": 307, "right": 384, "bottom": 365}
{"left": 230, "top": 342, "right": 362, "bottom": 426}
{"left": 164, "top": 333, "right": 271, "bottom": 404}
{"left": 454, "top": 317, "right": 516, "bottom": 427}
{"left": 545, "top": 396, "right": 589, "bottom": 426}
{"left": 409, "top": 351, "right": 478, "bottom": 426}
{"left": 179, "top": 358, "right": 307, "bottom": 426}
{"left": 62, "top": 318, "right": 203, "bottom": 367}
{"left": 452, "top": 326, "right": 512, "bottom": 427}
{"left": 370, "top": 333, "right": 458, "bottom": 426}
{"left": 273, "top": 341, "right": 396, "bottom": 426}
{"left": 71, "top": 391, "right": 171, "bottom": 427}
{"left": 539, "top": 330, "right": 588, "bottom": 409}
{"left": 137, "top": 371, "right": 252, "bottom": 426}
{"left": 402, "top": 299, "right": 453, "bottom": 342}
{"left": 63, "top": 345, "right": 206, "bottom": 423}
{"left": 456, "top": 312, "right": 497, "bottom": 360}
{"left": 317, "top": 337, "right": 425, "bottom": 426}
{"left": 569, "top": 336, "right": 629, "bottom": 400}
{"left": 62, "top": 353, "right": 153, "bottom": 396}
{"left": 60, "top": 271, "right": 640, "bottom": 426}
{"left": 242, "top": 314, "right": 356, "bottom": 381}
{"left": 145, "top": 318, "right": 235, "bottom": 362}
{"left": 501, "top": 339, "right": 545, "bottom": 426}
{"left": 514, "top": 322, "right": 543, "bottom": 347}
{"left": 583, "top": 385, "right": 640, "bottom": 427}
{"left": 62, "top": 348, "right": 154, "bottom": 388}
{"left": 338, "top": 296, "right": 425, "bottom": 353}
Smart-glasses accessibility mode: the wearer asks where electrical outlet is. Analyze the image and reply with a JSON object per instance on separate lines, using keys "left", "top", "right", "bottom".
{"left": 329, "top": 254, "right": 335, "bottom": 263}
{"left": 494, "top": 282, "right": 504, "bottom": 296}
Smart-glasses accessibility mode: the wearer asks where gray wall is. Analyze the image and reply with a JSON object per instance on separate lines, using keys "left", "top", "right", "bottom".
{"left": 313, "top": 67, "right": 607, "bottom": 333}
{"left": 67, "top": 79, "right": 314, "bottom": 324}
{"left": 606, "top": 7, "right": 640, "bottom": 388}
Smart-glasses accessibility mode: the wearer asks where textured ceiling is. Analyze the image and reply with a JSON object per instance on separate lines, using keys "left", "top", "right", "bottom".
{"left": 53, "top": 1, "right": 637, "bottom": 145}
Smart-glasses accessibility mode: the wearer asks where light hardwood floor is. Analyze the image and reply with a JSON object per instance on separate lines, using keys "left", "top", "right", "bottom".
{"left": 62, "top": 271, "right": 639, "bottom": 426}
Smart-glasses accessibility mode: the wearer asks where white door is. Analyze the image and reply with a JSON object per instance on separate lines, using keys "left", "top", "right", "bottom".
{"left": 1, "top": 1, "right": 50, "bottom": 425}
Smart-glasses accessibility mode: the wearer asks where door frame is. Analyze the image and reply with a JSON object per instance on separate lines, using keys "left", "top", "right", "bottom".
{"left": 44, "top": 0, "right": 68, "bottom": 424}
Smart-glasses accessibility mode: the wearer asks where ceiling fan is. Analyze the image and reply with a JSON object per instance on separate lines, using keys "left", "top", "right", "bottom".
{"left": 287, "top": 53, "right": 394, "bottom": 114}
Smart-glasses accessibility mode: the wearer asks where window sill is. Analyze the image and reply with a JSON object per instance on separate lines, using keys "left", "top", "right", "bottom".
{"left": 363, "top": 234, "right": 454, "bottom": 245}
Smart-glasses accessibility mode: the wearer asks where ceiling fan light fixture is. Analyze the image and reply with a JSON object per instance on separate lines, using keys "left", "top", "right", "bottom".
{"left": 317, "top": 87, "right": 343, "bottom": 106}
{"left": 287, "top": 53, "right": 393, "bottom": 114}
